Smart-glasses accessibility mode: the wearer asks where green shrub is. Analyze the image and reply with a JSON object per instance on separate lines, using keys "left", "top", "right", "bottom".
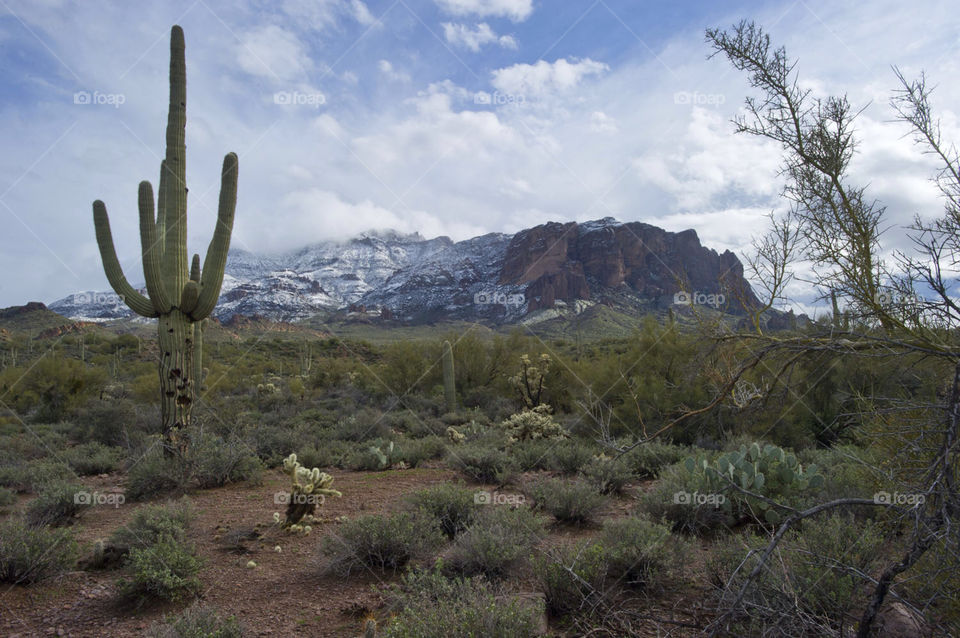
{"left": 294, "top": 440, "right": 352, "bottom": 470}
{"left": 638, "top": 462, "right": 730, "bottom": 536}
{"left": 707, "top": 513, "right": 884, "bottom": 635}
{"left": 76, "top": 399, "right": 139, "bottom": 446}
{"left": 511, "top": 439, "right": 554, "bottom": 471}
{"left": 0, "top": 517, "right": 78, "bottom": 584}
{"left": 347, "top": 439, "right": 399, "bottom": 471}
{"left": 447, "top": 444, "right": 515, "bottom": 484}
{"left": 25, "top": 481, "right": 90, "bottom": 527}
{"left": 0, "top": 486, "right": 17, "bottom": 509}
{"left": 125, "top": 450, "right": 188, "bottom": 501}
{"left": 145, "top": 603, "right": 243, "bottom": 638}
{"left": 110, "top": 498, "right": 196, "bottom": 551}
{"left": 407, "top": 483, "right": 478, "bottom": 539}
{"left": 622, "top": 440, "right": 687, "bottom": 478}
{"left": 398, "top": 436, "right": 447, "bottom": 467}
{"left": 526, "top": 477, "right": 605, "bottom": 524}
{"left": 547, "top": 440, "right": 594, "bottom": 475}
{"left": 580, "top": 457, "right": 632, "bottom": 495}
{"left": 117, "top": 535, "right": 203, "bottom": 603}
{"left": 321, "top": 512, "right": 444, "bottom": 575}
{"left": 0, "top": 458, "right": 77, "bottom": 493}
{"left": 64, "top": 442, "right": 124, "bottom": 475}
{"left": 444, "top": 506, "right": 544, "bottom": 579}
{"left": 534, "top": 541, "right": 608, "bottom": 617}
{"left": 187, "top": 435, "right": 263, "bottom": 489}
{"left": 381, "top": 569, "right": 544, "bottom": 638}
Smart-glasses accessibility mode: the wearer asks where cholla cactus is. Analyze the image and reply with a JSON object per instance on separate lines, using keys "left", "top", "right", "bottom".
{"left": 500, "top": 404, "right": 567, "bottom": 443}
{"left": 509, "top": 353, "right": 551, "bottom": 409}
{"left": 446, "top": 426, "right": 465, "bottom": 444}
{"left": 280, "top": 453, "right": 341, "bottom": 527}
{"left": 363, "top": 617, "right": 377, "bottom": 638}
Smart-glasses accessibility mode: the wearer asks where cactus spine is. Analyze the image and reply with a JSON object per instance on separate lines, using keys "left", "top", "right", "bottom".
{"left": 91, "top": 26, "right": 237, "bottom": 450}
{"left": 442, "top": 340, "right": 456, "bottom": 413}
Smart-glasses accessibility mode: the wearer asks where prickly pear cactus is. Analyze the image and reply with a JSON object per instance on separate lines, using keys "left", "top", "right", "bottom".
{"left": 277, "top": 453, "right": 341, "bottom": 528}
{"left": 682, "top": 442, "right": 824, "bottom": 525}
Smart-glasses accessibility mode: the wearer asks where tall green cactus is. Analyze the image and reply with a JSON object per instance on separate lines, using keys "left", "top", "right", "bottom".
{"left": 442, "top": 340, "right": 456, "bottom": 413}
{"left": 91, "top": 26, "right": 237, "bottom": 449}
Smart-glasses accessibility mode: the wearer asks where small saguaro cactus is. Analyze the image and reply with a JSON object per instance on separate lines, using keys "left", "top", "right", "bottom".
{"left": 279, "top": 453, "right": 341, "bottom": 527}
{"left": 442, "top": 340, "right": 456, "bottom": 413}
{"left": 91, "top": 26, "right": 238, "bottom": 450}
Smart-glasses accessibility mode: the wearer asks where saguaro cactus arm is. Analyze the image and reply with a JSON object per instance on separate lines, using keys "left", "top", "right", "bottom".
{"left": 92, "top": 200, "right": 158, "bottom": 318}
{"left": 137, "top": 181, "right": 172, "bottom": 313}
{"left": 163, "top": 25, "right": 188, "bottom": 303}
{"left": 192, "top": 152, "right": 238, "bottom": 320}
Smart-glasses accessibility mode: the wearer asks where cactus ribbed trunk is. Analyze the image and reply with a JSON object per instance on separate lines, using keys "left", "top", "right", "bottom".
{"left": 90, "top": 25, "right": 237, "bottom": 452}
{"left": 442, "top": 340, "right": 456, "bottom": 414}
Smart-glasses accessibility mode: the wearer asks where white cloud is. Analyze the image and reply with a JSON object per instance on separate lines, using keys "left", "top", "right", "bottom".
{"left": 237, "top": 25, "right": 311, "bottom": 81}
{"left": 378, "top": 59, "right": 410, "bottom": 82}
{"left": 279, "top": 0, "right": 375, "bottom": 29}
{"left": 442, "top": 22, "right": 517, "bottom": 52}
{"left": 434, "top": 0, "right": 533, "bottom": 22}
{"left": 491, "top": 58, "right": 608, "bottom": 97}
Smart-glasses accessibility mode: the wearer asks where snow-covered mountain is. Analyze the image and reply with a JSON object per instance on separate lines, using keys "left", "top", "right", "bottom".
{"left": 49, "top": 218, "right": 756, "bottom": 324}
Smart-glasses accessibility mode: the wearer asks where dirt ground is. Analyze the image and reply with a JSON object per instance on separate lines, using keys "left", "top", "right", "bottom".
{"left": 0, "top": 466, "right": 710, "bottom": 637}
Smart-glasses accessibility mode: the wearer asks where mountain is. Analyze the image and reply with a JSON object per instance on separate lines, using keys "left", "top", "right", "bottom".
{"left": 49, "top": 217, "right": 758, "bottom": 324}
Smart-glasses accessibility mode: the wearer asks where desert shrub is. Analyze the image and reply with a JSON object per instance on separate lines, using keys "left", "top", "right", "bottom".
{"left": 330, "top": 410, "right": 392, "bottom": 442}
{"left": 125, "top": 450, "right": 188, "bottom": 501}
{"left": 547, "top": 440, "right": 594, "bottom": 475}
{"left": 707, "top": 513, "right": 885, "bottom": 634}
{"left": 321, "top": 512, "right": 444, "bottom": 575}
{"left": 499, "top": 405, "right": 566, "bottom": 443}
{"left": 63, "top": 441, "right": 124, "bottom": 475}
{"left": 526, "top": 477, "right": 605, "bottom": 524}
{"left": 25, "top": 481, "right": 89, "bottom": 526}
{"left": 187, "top": 434, "right": 263, "bottom": 489}
{"left": 534, "top": 515, "right": 682, "bottom": 617}
{"left": 580, "top": 457, "right": 632, "bottom": 495}
{"left": 638, "top": 462, "right": 731, "bottom": 536}
{"left": 511, "top": 439, "right": 554, "bottom": 471}
{"left": 398, "top": 435, "right": 447, "bottom": 467}
{"left": 247, "top": 424, "right": 301, "bottom": 467}
{"left": 0, "top": 517, "right": 78, "bottom": 584}
{"left": 0, "top": 458, "right": 77, "bottom": 493}
{"left": 293, "top": 439, "right": 352, "bottom": 470}
{"left": 444, "top": 506, "right": 544, "bottom": 579}
{"left": 347, "top": 439, "right": 401, "bottom": 471}
{"left": 117, "top": 535, "right": 203, "bottom": 603}
{"left": 447, "top": 444, "right": 515, "bottom": 484}
{"left": 75, "top": 398, "right": 138, "bottom": 446}
{"left": 145, "top": 603, "right": 243, "bottom": 638}
{"left": 381, "top": 569, "right": 544, "bottom": 638}
{"left": 622, "top": 440, "right": 688, "bottom": 478}
{"left": 110, "top": 498, "right": 196, "bottom": 551}
{"left": 0, "top": 487, "right": 16, "bottom": 509}
{"left": 407, "top": 483, "right": 478, "bottom": 539}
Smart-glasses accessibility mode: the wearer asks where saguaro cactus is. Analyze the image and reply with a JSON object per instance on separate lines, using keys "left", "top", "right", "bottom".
{"left": 442, "top": 340, "right": 456, "bottom": 413}
{"left": 91, "top": 25, "right": 237, "bottom": 449}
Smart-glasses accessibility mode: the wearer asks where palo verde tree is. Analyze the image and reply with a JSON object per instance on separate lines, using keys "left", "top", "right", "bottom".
{"left": 91, "top": 25, "right": 238, "bottom": 451}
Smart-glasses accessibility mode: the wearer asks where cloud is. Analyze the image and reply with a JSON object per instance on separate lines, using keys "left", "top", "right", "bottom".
{"left": 378, "top": 59, "right": 410, "bottom": 82}
{"left": 491, "top": 58, "right": 608, "bottom": 97}
{"left": 237, "top": 25, "right": 312, "bottom": 81}
{"left": 433, "top": 0, "right": 533, "bottom": 22}
{"left": 442, "top": 22, "right": 517, "bottom": 52}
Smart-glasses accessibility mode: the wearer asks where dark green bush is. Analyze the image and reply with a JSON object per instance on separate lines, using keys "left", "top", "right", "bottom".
{"left": 187, "top": 434, "right": 263, "bottom": 489}
{"left": 145, "top": 603, "right": 243, "bottom": 638}
{"left": 447, "top": 444, "right": 515, "bottom": 484}
{"left": 534, "top": 541, "right": 608, "bottom": 617}
{"left": 444, "top": 506, "right": 544, "bottom": 579}
{"left": 0, "top": 458, "right": 77, "bottom": 493}
{"left": 321, "top": 512, "right": 444, "bottom": 575}
{"left": 407, "top": 483, "right": 478, "bottom": 539}
{"left": 511, "top": 439, "right": 554, "bottom": 471}
{"left": 125, "top": 450, "right": 188, "bottom": 501}
{"left": 547, "top": 440, "right": 594, "bottom": 475}
{"left": 0, "top": 486, "right": 16, "bottom": 509}
{"left": 294, "top": 440, "right": 352, "bottom": 470}
{"left": 64, "top": 442, "right": 124, "bottom": 475}
{"left": 110, "top": 498, "right": 196, "bottom": 551}
{"left": 0, "top": 517, "right": 78, "bottom": 584}
{"left": 637, "top": 462, "right": 730, "bottom": 536}
{"left": 381, "top": 569, "right": 544, "bottom": 638}
{"left": 526, "top": 477, "right": 605, "bottom": 524}
{"left": 580, "top": 457, "right": 632, "bottom": 495}
{"left": 76, "top": 399, "right": 138, "bottom": 446}
{"left": 117, "top": 535, "right": 203, "bottom": 603}
{"left": 25, "top": 481, "right": 90, "bottom": 526}
{"left": 622, "top": 440, "right": 687, "bottom": 478}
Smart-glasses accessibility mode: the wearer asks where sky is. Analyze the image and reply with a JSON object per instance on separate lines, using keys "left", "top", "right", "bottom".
{"left": 0, "top": 0, "right": 958, "bottom": 313}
